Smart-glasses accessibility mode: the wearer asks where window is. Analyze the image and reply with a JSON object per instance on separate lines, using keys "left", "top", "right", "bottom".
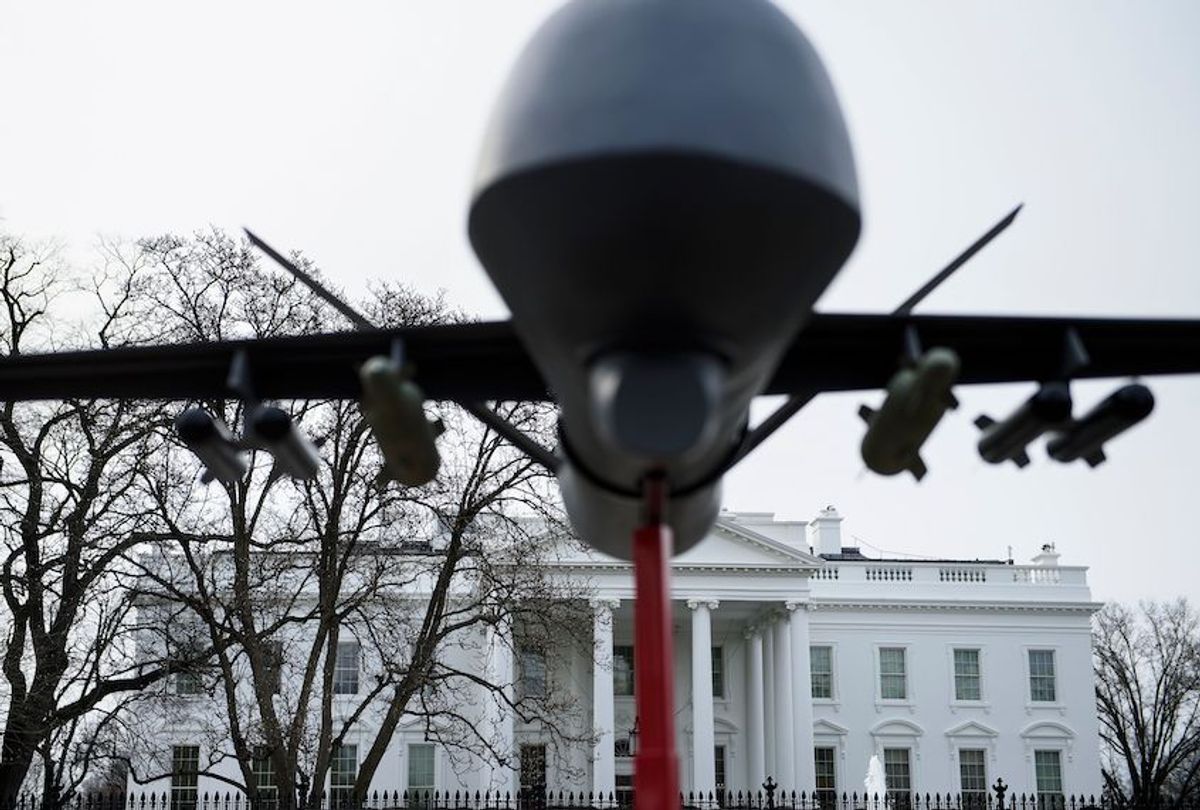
{"left": 519, "top": 646, "right": 547, "bottom": 700}
{"left": 174, "top": 670, "right": 203, "bottom": 696}
{"left": 711, "top": 646, "right": 725, "bottom": 698}
{"left": 333, "top": 641, "right": 360, "bottom": 695}
{"left": 1029, "top": 650, "right": 1057, "bottom": 702}
{"left": 330, "top": 744, "right": 357, "bottom": 807}
{"left": 879, "top": 648, "right": 907, "bottom": 700}
{"left": 614, "top": 645, "right": 635, "bottom": 697}
{"left": 959, "top": 749, "right": 987, "bottom": 805}
{"left": 714, "top": 745, "right": 727, "bottom": 806}
{"left": 170, "top": 745, "right": 199, "bottom": 810}
{"left": 811, "top": 646, "right": 834, "bottom": 699}
{"left": 814, "top": 747, "right": 837, "bottom": 806}
{"left": 953, "top": 649, "right": 982, "bottom": 701}
{"left": 1035, "top": 750, "right": 1064, "bottom": 808}
{"left": 407, "top": 744, "right": 436, "bottom": 794}
{"left": 519, "top": 744, "right": 547, "bottom": 801}
{"left": 251, "top": 748, "right": 277, "bottom": 806}
{"left": 615, "top": 773, "right": 634, "bottom": 806}
{"left": 883, "top": 748, "right": 912, "bottom": 808}
{"left": 263, "top": 641, "right": 284, "bottom": 696}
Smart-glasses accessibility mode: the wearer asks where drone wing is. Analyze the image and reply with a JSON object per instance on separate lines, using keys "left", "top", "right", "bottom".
{"left": 0, "top": 321, "right": 550, "bottom": 404}
{"left": 767, "top": 313, "right": 1200, "bottom": 394}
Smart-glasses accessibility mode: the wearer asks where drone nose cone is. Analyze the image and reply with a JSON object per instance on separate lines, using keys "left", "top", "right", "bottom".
{"left": 472, "top": 0, "right": 859, "bottom": 211}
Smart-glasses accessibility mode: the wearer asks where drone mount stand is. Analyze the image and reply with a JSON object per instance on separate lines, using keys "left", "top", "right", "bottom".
{"left": 632, "top": 473, "right": 680, "bottom": 810}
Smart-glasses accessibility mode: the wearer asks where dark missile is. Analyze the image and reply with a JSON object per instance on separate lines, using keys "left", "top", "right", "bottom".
{"left": 975, "top": 382, "right": 1073, "bottom": 468}
{"left": 249, "top": 406, "right": 322, "bottom": 480}
{"left": 1046, "top": 384, "right": 1154, "bottom": 467}
{"left": 175, "top": 408, "right": 248, "bottom": 484}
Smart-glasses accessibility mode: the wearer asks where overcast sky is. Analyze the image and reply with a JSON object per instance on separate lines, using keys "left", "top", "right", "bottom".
{"left": 2, "top": 1, "right": 1198, "bottom": 605}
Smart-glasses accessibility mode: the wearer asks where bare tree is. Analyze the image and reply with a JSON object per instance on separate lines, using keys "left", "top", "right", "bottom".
{"left": 1094, "top": 599, "right": 1200, "bottom": 807}
{"left": 118, "top": 231, "right": 592, "bottom": 807}
{"left": 0, "top": 232, "right": 227, "bottom": 807}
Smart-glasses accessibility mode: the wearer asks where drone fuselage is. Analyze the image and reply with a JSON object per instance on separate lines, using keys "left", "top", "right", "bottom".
{"left": 468, "top": 0, "right": 861, "bottom": 557}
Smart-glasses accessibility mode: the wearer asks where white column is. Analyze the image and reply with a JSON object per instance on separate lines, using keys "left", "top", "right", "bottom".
{"left": 763, "top": 618, "right": 776, "bottom": 779}
{"left": 688, "top": 599, "right": 719, "bottom": 797}
{"left": 745, "top": 627, "right": 766, "bottom": 791}
{"left": 592, "top": 599, "right": 619, "bottom": 798}
{"left": 484, "top": 618, "right": 516, "bottom": 793}
{"left": 787, "top": 601, "right": 816, "bottom": 792}
{"left": 772, "top": 612, "right": 795, "bottom": 788}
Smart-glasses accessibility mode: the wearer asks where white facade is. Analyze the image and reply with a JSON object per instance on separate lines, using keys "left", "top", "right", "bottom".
{"left": 137, "top": 507, "right": 1104, "bottom": 800}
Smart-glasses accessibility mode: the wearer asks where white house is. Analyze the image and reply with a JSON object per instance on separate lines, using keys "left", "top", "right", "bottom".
{"left": 136, "top": 506, "right": 1103, "bottom": 804}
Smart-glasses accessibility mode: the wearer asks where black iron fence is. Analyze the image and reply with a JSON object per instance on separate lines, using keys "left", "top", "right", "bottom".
{"left": 5, "top": 790, "right": 1196, "bottom": 810}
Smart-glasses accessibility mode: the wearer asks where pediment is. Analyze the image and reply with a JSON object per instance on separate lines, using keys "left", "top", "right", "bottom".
{"left": 870, "top": 718, "right": 925, "bottom": 737}
{"left": 945, "top": 720, "right": 999, "bottom": 738}
{"left": 1020, "top": 720, "right": 1075, "bottom": 740}
{"left": 545, "top": 516, "right": 823, "bottom": 570}
{"left": 814, "top": 718, "right": 850, "bottom": 736}
{"left": 671, "top": 519, "right": 823, "bottom": 569}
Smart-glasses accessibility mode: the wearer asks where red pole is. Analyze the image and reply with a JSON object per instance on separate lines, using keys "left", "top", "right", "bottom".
{"left": 632, "top": 518, "right": 680, "bottom": 810}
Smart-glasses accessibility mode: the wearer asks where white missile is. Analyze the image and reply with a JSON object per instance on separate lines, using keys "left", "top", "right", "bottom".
{"left": 358, "top": 356, "right": 443, "bottom": 486}
{"left": 247, "top": 406, "right": 322, "bottom": 480}
{"left": 175, "top": 408, "right": 248, "bottom": 484}
{"left": 859, "top": 347, "right": 960, "bottom": 481}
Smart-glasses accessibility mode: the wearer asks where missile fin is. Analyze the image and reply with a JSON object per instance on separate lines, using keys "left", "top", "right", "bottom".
{"left": 858, "top": 404, "right": 876, "bottom": 423}
{"left": 1084, "top": 449, "right": 1107, "bottom": 468}
{"left": 1013, "top": 451, "right": 1031, "bottom": 469}
{"left": 909, "top": 456, "right": 928, "bottom": 481}
{"left": 974, "top": 414, "right": 995, "bottom": 431}
{"left": 945, "top": 391, "right": 959, "bottom": 410}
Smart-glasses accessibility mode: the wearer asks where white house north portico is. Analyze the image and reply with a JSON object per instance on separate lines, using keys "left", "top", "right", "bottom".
{"left": 560, "top": 507, "right": 1102, "bottom": 801}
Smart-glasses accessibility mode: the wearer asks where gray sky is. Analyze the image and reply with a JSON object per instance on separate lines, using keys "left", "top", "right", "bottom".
{"left": 2, "top": 1, "right": 1198, "bottom": 605}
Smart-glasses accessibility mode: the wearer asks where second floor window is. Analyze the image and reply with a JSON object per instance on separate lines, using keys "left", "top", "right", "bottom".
{"left": 263, "top": 641, "right": 284, "bottom": 696}
{"left": 174, "top": 670, "right": 203, "bottom": 696}
{"left": 953, "top": 649, "right": 982, "bottom": 701}
{"left": 333, "top": 641, "right": 360, "bottom": 695}
{"left": 1029, "top": 650, "right": 1057, "bottom": 702}
{"left": 519, "top": 646, "right": 547, "bottom": 700}
{"left": 879, "top": 647, "right": 907, "bottom": 700}
{"left": 811, "top": 646, "right": 833, "bottom": 699}
{"left": 614, "top": 645, "right": 635, "bottom": 696}
{"left": 711, "top": 646, "right": 725, "bottom": 698}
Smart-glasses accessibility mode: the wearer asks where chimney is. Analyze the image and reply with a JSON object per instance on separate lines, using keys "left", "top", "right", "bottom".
{"left": 809, "top": 505, "right": 843, "bottom": 557}
{"left": 1031, "top": 542, "right": 1060, "bottom": 567}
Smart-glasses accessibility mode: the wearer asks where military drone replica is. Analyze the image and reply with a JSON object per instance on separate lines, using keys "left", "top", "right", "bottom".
{"left": 2, "top": 1, "right": 1197, "bottom": 806}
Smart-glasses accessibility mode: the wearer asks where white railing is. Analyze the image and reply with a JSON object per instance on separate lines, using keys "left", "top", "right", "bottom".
{"left": 813, "top": 567, "right": 840, "bottom": 580}
{"left": 865, "top": 566, "right": 912, "bottom": 582}
{"left": 939, "top": 566, "right": 987, "bottom": 583}
{"left": 1012, "top": 566, "right": 1062, "bottom": 584}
